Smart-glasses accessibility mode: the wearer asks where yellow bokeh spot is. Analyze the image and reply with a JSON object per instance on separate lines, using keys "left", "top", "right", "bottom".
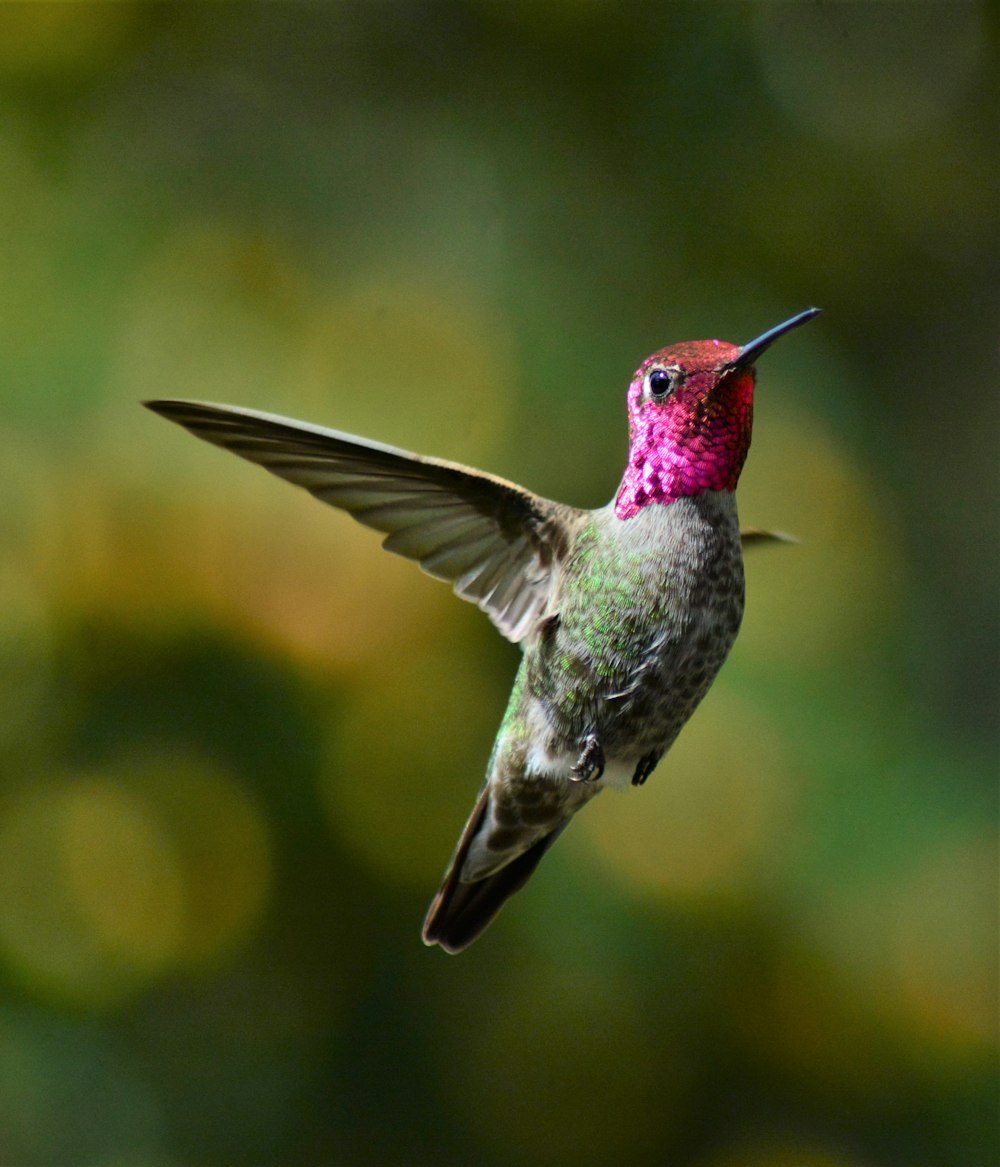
{"left": 60, "top": 780, "right": 184, "bottom": 971}
{"left": 0, "top": 755, "right": 272, "bottom": 1007}
{"left": 0, "top": 778, "right": 183, "bottom": 1008}
{"left": 114, "top": 752, "right": 274, "bottom": 969}
{"left": 578, "top": 686, "right": 798, "bottom": 902}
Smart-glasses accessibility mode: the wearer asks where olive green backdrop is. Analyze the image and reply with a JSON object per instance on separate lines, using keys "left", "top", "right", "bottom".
{"left": 0, "top": 4, "right": 995, "bottom": 1165}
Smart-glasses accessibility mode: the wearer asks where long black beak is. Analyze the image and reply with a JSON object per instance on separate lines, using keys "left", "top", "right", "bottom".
{"left": 731, "top": 307, "right": 822, "bottom": 370}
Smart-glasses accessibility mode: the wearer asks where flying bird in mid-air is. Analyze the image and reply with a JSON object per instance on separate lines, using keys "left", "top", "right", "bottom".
{"left": 146, "top": 307, "right": 820, "bottom": 952}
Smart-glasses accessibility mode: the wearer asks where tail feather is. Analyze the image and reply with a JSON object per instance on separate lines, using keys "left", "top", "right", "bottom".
{"left": 422, "top": 787, "right": 568, "bottom": 954}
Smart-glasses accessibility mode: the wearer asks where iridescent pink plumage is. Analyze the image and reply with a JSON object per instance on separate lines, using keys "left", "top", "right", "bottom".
{"left": 612, "top": 311, "right": 821, "bottom": 526}
{"left": 615, "top": 338, "right": 755, "bottom": 519}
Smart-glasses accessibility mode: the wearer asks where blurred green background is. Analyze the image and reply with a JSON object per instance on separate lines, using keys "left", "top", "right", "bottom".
{"left": 0, "top": 3, "right": 995, "bottom": 1165}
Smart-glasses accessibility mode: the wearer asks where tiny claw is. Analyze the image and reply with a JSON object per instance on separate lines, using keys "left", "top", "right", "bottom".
{"left": 571, "top": 733, "right": 605, "bottom": 783}
{"left": 631, "top": 752, "right": 661, "bottom": 787}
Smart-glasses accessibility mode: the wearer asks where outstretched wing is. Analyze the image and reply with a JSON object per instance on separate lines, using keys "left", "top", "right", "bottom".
{"left": 145, "top": 399, "right": 577, "bottom": 644}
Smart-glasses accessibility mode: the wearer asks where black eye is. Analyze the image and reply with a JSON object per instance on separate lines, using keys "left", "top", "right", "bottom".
{"left": 647, "top": 369, "right": 673, "bottom": 399}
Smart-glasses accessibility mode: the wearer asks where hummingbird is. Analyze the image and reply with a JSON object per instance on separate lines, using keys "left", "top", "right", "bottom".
{"left": 145, "top": 307, "right": 820, "bottom": 953}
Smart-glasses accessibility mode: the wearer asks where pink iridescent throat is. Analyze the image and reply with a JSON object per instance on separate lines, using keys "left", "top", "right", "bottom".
{"left": 614, "top": 356, "right": 754, "bottom": 521}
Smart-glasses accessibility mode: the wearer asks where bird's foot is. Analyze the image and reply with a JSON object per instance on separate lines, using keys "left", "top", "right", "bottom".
{"left": 631, "top": 752, "right": 661, "bottom": 787}
{"left": 571, "top": 733, "right": 605, "bottom": 783}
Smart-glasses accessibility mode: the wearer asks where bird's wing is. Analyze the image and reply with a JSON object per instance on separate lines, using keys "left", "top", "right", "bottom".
{"left": 740, "top": 527, "right": 798, "bottom": 548}
{"left": 145, "top": 399, "right": 577, "bottom": 644}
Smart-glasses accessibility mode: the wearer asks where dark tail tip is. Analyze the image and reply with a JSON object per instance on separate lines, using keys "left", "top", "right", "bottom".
{"left": 422, "top": 827, "right": 566, "bottom": 954}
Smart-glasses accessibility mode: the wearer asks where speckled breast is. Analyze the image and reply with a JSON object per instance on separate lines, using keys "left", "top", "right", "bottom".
{"left": 530, "top": 491, "right": 745, "bottom": 761}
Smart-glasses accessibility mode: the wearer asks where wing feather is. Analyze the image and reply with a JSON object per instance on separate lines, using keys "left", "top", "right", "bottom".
{"left": 144, "top": 399, "right": 579, "bottom": 643}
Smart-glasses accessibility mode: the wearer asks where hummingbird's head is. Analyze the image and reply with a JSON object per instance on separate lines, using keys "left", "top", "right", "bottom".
{"left": 615, "top": 309, "right": 820, "bottom": 520}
